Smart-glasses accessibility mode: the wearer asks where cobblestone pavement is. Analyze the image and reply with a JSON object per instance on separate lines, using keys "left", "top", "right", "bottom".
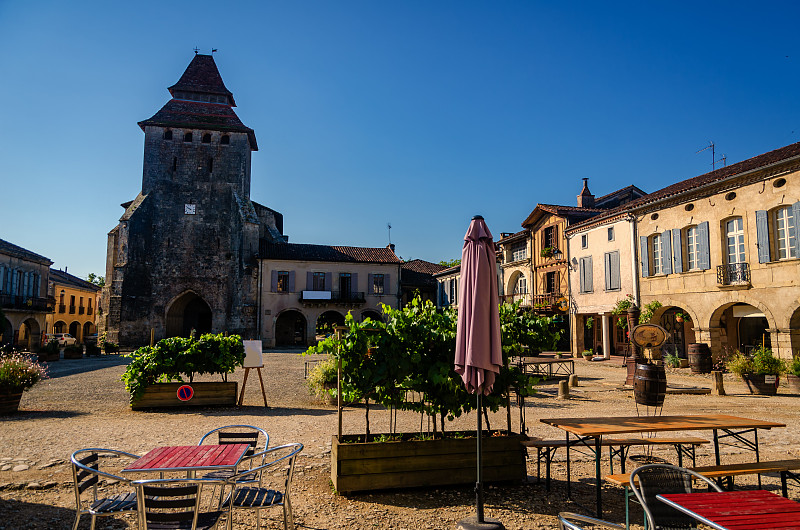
{"left": 1, "top": 350, "right": 799, "bottom": 529}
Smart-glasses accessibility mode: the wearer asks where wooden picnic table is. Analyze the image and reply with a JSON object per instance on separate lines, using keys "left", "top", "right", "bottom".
{"left": 515, "top": 356, "right": 575, "bottom": 379}
{"left": 540, "top": 414, "right": 786, "bottom": 518}
{"left": 658, "top": 490, "right": 800, "bottom": 530}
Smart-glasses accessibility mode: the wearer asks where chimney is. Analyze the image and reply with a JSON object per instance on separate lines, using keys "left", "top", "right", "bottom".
{"left": 387, "top": 243, "right": 396, "bottom": 254}
{"left": 577, "top": 178, "right": 595, "bottom": 208}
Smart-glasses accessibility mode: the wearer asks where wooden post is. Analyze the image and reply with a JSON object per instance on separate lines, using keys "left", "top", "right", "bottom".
{"left": 336, "top": 327, "right": 343, "bottom": 440}
{"left": 150, "top": 328, "right": 155, "bottom": 347}
{"left": 712, "top": 371, "right": 726, "bottom": 396}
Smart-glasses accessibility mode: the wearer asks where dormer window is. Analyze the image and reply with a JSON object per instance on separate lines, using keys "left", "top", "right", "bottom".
{"left": 184, "top": 132, "right": 193, "bottom": 143}
{"left": 202, "top": 133, "right": 211, "bottom": 144}
{"left": 220, "top": 135, "right": 230, "bottom": 145}
{"left": 163, "top": 130, "right": 172, "bottom": 140}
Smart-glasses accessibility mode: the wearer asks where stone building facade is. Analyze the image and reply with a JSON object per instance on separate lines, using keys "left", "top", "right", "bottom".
{"left": 0, "top": 238, "right": 53, "bottom": 350}
{"left": 102, "top": 54, "right": 284, "bottom": 347}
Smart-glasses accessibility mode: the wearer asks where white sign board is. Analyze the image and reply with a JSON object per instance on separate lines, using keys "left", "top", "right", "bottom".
{"left": 243, "top": 340, "right": 263, "bottom": 368}
{"left": 302, "top": 290, "right": 332, "bottom": 300}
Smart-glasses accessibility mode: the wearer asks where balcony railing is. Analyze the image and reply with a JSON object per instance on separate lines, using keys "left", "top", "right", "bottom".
{"left": 79, "top": 307, "right": 85, "bottom": 315}
{"left": 59, "top": 304, "right": 66, "bottom": 313}
{"left": 717, "top": 263, "right": 751, "bottom": 286}
{"left": 532, "top": 292, "right": 563, "bottom": 309}
{"left": 69, "top": 305, "right": 76, "bottom": 314}
{"left": 500, "top": 293, "right": 530, "bottom": 305}
{"left": 0, "top": 295, "right": 52, "bottom": 312}
{"left": 87, "top": 307, "right": 93, "bottom": 315}
{"left": 300, "top": 290, "right": 366, "bottom": 303}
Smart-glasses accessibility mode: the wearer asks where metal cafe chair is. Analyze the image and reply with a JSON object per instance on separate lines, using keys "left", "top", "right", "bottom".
{"left": 222, "top": 442, "right": 304, "bottom": 530}
{"left": 198, "top": 425, "right": 269, "bottom": 504}
{"left": 133, "top": 478, "right": 226, "bottom": 530}
{"left": 558, "top": 512, "right": 625, "bottom": 529}
{"left": 629, "top": 463, "right": 723, "bottom": 530}
{"left": 70, "top": 448, "right": 140, "bottom": 530}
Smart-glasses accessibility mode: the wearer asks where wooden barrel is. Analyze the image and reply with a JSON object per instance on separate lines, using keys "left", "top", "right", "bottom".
{"left": 633, "top": 363, "right": 666, "bottom": 407}
{"left": 687, "top": 343, "right": 712, "bottom": 374}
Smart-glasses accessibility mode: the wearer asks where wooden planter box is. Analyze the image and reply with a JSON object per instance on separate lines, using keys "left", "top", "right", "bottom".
{"left": 131, "top": 382, "right": 238, "bottom": 410}
{"left": 331, "top": 432, "right": 526, "bottom": 494}
{"left": 741, "top": 373, "right": 779, "bottom": 395}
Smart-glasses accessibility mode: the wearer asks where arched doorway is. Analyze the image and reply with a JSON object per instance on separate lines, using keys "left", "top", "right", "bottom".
{"left": 17, "top": 318, "right": 41, "bottom": 351}
{"left": 361, "top": 310, "right": 382, "bottom": 323}
{"left": 1, "top": 318, "right": 11, "bottom": 346}
{"left": 316, "top": 311, "right": 345, "bottom": 339}
{"left": 69, "top": 321, "right": 81, "bottom": 341}
{"left": 275, "top": 310, "right": 306, "bottom": 347}
{"left": 790, "top": 307, "right": 800, "bottom": 355}
{"left": 54, "top": 320, "right": 66, "bottom": 333}
{"left": 659, "top": 307, "right": 695, "bottom": 359}
{"left": 711, "top": 302, "right": 771, "bottom": 354}
{"left": 166, "top": 292, "right": 212, "bottom": 338}
{"left": 83, "top": 322, "right": 95, "bottom": 340}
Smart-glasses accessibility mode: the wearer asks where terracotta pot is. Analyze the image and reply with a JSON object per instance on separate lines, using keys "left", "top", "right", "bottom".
{"left": 741, "top": 373, "right": 779, "bottom": 396}
{"left": 0, "top": 391, "right": 23, "bottom": 415}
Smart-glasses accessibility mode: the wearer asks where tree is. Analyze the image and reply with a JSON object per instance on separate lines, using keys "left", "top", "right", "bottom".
{"left": 438, "top": 258, "right": 461, "bottom": 268}
{"left": 87, "top": 273, "right": 105, "bottom": 287}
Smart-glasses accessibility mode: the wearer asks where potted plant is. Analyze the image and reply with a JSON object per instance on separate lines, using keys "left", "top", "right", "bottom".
{"left": 37, "top": 339, "right": 60, "bottom": 362}
{"left": 674, "top": 312, "right": 685, "bottom": 323}
{"left": 786, "top": 356, "right": 800, "bottom": 394}
{"left": 64, "top": 343, "right": 83, "bottom": 359}
{"left": 540, "top": 246, "right": 556, "bottom": 258}
{"left": 582, "top": 349, "right": 594, "bottom": 360}
{"left": 726, "top": 347, "right": 785, "bottom": 395}
{"left": 121, "top": 333, "right": 245, "bottom": 409}
{"left": 0, "top": 353, "right": 48, "bottom": 414}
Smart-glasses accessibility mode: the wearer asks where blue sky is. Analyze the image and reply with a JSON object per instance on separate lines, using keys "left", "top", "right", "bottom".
{"left": 2, "top": 1, "right": 800, "bottom": 279}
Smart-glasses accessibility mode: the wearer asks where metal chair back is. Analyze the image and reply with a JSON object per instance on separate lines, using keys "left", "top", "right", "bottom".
{"left": 629, "top": 463, "right": 723, "bottom": 530}
{"left": 199, "top": 425, "right": 269, "bottom": 458}
{"left": 70, "top": 448, "right": 139, "bottom": 530}
{"left": 134, "top": 478, "right": 225, "bottom": 530}
{"left": 558, "top": 512, "right": 625, "bottom": 529}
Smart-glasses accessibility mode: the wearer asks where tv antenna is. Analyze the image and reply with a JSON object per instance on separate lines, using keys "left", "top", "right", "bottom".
{"left": 697, "top": 141, "right": 725, "bottom": 171}
{"left": 387, "top": 223, "right": 392, "bottom": 245}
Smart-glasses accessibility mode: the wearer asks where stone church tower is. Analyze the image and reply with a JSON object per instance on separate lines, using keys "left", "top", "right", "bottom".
{"left": 101, "top": 54, "right": 284, "bottom": 347}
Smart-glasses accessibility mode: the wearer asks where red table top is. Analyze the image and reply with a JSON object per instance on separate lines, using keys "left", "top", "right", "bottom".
{"left": 122, "top": 444, "right": 250, "bottom": 473}
{"left": 659, "top": 490, "right": 800, "bottom": 530}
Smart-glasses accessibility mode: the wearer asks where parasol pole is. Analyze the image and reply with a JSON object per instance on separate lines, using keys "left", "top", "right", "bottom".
{"left": 476, "top": 391, "right": 484, "bottom": 522}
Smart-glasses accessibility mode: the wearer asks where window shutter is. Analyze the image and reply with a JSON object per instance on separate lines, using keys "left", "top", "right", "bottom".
{"left": 0, "top": 265, "right": 5, "bottom": 293}
{"left": 604, "top": 253, "right": 612, "bottom": 291}
{"left": 698, "top": 221, "right": 711, "bottom": 270}
{"left": 792, "top": 201, "right": 800, "bottom": 258}
{"left": 441, "top": 282, "right": 448, "bottom": 305}
{"left": 11, "top": 269, "right": 18, "bottom": 295}
{"left": 454, "top": 279, "right": 458, "bottom": 304}
{"left": 755, "top": 210, "right": 771, "bottom": 263}
{"left": 306, "top": 272, "right": 313, "bottom": 290}
{"left": 672, "top": 228, "right": 683, "bottom": 273}
{"left": 610, "top": 251, "right": 620, "bottom": 290}
{"left": 662, "top": 230, "right": 672, "bottom": 274}
{"left": 579, "top": 258, "right": 586, "bottom": 292}
{"left": 367, "top": 274, "right": 374, "bottom": 294}
{"left": 640, "top": 236, "right": 650, "bottom": 278}
{"left": 351, "top": 273, "right": 358, "bottom": 295}
{"left": 585, "top": 257, "right": 593, "bottom": 292}
{"left": 384, "top": 273, "right": 390, "bottom": 294}
{"left": 325, "top": 272, "right": 332, "bottom": 290}
{"left": 270, "top": 270, "right": 278, "bottom": 292}
{"left": 288, "top": 271, "right": 295, "bottom": 292}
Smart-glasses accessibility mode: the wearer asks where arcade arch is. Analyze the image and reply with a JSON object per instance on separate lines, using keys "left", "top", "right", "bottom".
{"left": 275, "top": 310, "right": 306, "bottom": 347}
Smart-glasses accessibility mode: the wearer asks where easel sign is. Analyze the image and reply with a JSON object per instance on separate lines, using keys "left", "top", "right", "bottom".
{"left": 239, "top": 340, "right": 268, "bottom": 407}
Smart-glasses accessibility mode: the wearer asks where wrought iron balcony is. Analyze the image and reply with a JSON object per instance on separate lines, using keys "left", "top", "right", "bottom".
{"left": 87, "top": 307, "right": 93, "bottom": 315}
{"left": 79, "top": 307, "right": 85, "bottom": 315}
{"left": 300, "top": 290, "right": 366, "bottom": 303}
{"left": 501, "top": 293, "right": 530, "bottom": 305}
{"left": 59, "top": 304, "right": 66, "bottom": 313}
{"left": 717, "top": 263, "right": 751, "bottom": 286}
{"left": 69, "top": 305, "right": 76, "bottom": 314}
{"left": 0, "top": 295, "right": 52, "bottom": 312}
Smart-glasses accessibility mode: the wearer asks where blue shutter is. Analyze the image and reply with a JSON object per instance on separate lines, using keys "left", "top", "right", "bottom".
{"left": 288, "top": 271, "right": 295, "bottom": 292}
{"left": 270, "top": 270, "right": 278, "bottom": 292}
{"left": 33, "top": 273, "right": 40, "bottom": 297}
{"left": 672, "top": 228, "right": 683, "bottom": 273}
{"left": 792, "top": 201, "right": 800, "bottom": 258}
{"left": 755, "top": 210, "right": 770, "bottom": 263}
{"left": 367, "top": 274, "right": 374, "bottom": 295}
{"left": 0, "top": 265, "right": 5, "bottom": 293}
{"left": 610, "top": 251, "right": 620, "bottom": 290}
{"left": 604, "top": 253, "right": 611, "bottom": 290}
{"left": 11, "top": 269, "right": 18, "bottom": 295}
{"left": 585, "top": 257, "right": 593, "bottom": 292}
{"left": 384, "top": 273, "right": 390, "bottom": 294}
{"left": 662, "top": 230, "right": 672, "bottom": 274}
{"left": 325, "top": 272, "right": 332, "bottom": 291}
{"left": 307, "top": 272, "right": 313, "bottom": 290}
{"left": 640, "top": 236, "right": 650, "bottom": 278}
{"left": 698, "top": 221, "right": 710, "bottom": 270}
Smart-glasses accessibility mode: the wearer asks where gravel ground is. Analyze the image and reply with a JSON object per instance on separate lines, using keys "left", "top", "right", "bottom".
{"left": 1, "top": 350, "right": 799, "bottom": 529}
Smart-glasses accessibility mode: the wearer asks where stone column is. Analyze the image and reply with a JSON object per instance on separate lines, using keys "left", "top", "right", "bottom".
{"left": 772, "top": 328, "right": 793, "bottom": 360}
{"left": 602, "top": 313, "right": 612, "bottom": 360}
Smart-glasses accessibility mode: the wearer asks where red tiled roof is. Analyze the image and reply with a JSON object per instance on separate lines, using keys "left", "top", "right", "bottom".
{"left": 168, "top": 54, "right": 236, "bottom": 105}
{"left": 0, "top": 238, "right": 52, "bottom": 265}
{"left": 401, "top": 259, "right": 447, "bottom": 275}
{"left": 497, "top": 229, "right": 528, "bottom": 244}
{"left": 50, "top": 269, "right": 100, "bottom": 292}
{"left": 138, "top": 100, "right": 257, "bottom": 150}
{"left": 400, "top": 260, "right": 446, "bottom": 288}
{"left": 259, "top": 241, "right": 401, "bottom": 264}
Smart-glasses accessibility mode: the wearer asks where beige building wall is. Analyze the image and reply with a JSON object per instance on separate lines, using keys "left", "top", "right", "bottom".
{"left": 47, "top": 283, "right": 99, "bottom": 342}
{"left": 637, "top": 169, "right": 800, "bottom": 360}
{"left": 567, "top": 216, "right": 636, "bottom": 357}
{"left": 498, "top": 233, "right": 531, "bottom": 306}
{"left": 259, "top": 259, "right": 400, "bottom": 347}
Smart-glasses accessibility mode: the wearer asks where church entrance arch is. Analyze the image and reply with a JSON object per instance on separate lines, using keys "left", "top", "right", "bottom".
{"left": 275, "top": 310, "right": 306, "bottom": 347}
{"left": 166, "top": 292, "right": 212, "bottom": 338}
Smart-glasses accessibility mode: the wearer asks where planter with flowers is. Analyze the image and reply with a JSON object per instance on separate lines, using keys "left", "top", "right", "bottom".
{"left": 726, "top": 347, "right": 785, "bottom": 395}
{"left": 0, "top": 353, "right": 48, "bottom": 414}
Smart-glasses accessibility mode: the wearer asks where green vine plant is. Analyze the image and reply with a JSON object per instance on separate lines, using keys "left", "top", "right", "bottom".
{"left": 610, "top": 294, "right": 662, "bottom": 330}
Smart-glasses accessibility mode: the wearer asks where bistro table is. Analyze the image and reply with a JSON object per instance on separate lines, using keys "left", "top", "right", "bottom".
{"left": 121, "top": 444, "right": 251, "bottom": 476}
{"left": 540, "top": 414, "right": 786, "bottom": 518}
{"left": 658, "top": 490, "right": 800, "bottom": 529}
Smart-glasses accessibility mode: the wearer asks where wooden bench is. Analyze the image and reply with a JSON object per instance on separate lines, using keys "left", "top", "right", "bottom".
{"left": 515, "top": 357, "right": 575, "bottom": 379}
{"left": 606, "top": 458, "right": 800, "bottom": 498}
{"left": 523, "top": 436, "right": 709, "bottom": 490}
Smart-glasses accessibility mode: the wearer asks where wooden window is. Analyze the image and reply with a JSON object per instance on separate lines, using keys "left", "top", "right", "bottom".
{"left": 312, "top": 272, "right": 326, "bottom": 290}
{"left": 513, "top": 275, "right": 527, "bottom": 294}
{"left": 545, "top": 271, "right": 558, "bottom": 293}
{"left": 604, "top": 251, "right": 620, "bottom": 291}
{"left": 775, "top": 206, "right": 797, "bottom": 260}
{"left": 725, "top": 217, "right": 745, "bottom": 264}
{"left": 607, "top": 227, "right": 614, "bottom": 241}
{"left": 276, "top": 271, "right": 290, "bottom": 292}
{"left": 543, "top": 226, "right": 557, "bottom": 250}
{"left": 686, "top": 226, "right": 700, "bottom": 270}
{"left": 581, "top": 234, "right": 588, "bottom": 249}
{"left": 511, "top": 242, "right": 526, "bottom": 262}
{"left": 651, "top": 233, "right": 663, "bottom": 275}
{"left": 373, "top": 274, "right": 385, "bottom": 295}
